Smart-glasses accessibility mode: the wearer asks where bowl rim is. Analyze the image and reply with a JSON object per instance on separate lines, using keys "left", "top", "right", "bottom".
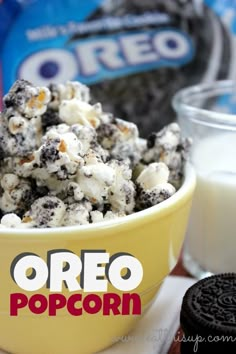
{"left": 0, "top": 163, "right": 196, "bottom": 237}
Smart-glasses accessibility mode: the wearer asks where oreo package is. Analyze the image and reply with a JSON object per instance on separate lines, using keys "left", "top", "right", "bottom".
{"left": 0, "top": 0, "right": 235, "bottom": 136}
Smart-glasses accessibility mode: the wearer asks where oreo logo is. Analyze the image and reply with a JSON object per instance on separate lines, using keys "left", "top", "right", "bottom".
{"left": 19, "top": 49, "right": 78, "bottom": 86}
{"left": 18, "top": 29, "right": 194, "bottom": 86}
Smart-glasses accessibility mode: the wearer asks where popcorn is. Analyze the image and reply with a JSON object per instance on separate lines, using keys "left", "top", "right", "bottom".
{"left": 8, "top": 116, "right": 27, "bottom": 135}
{"left": 136, "top": 183, "right": 176, "bottom": 210}
{"left": 48, "top": 81, "right": 90, "bottom": 110}
{"left": 70, "top": 124, "right": 97, "bottom": 154}
{"left": 18, "top": 130, "right": 84, "bottom": 182}
{"left": 104, "top": 211, "right": 125, "bottom": 220}
{"left": 97, "top": 117, "right": 142, "bottom": 164}
{"left": 23, "top": 196, "right": 66, "bottom": 228}
{"left": 0, "top": 213, "right": 22, "bottom": 228}
{"left": 90, "top": 210, "right": 104, "bottom": 223}
{"left": 0, "top": 113, "right": 40, "bottom": 159}
{"left": 77, "top": 152, "right": 115, "bottom": 204}
{"left": 65, "top": 182, "right": 84, "bottom": 202}
{"left": 1, "top": 173, "right": 19, "bottom": 191}
{"left": 62, "top": 201, "right": 92, "bottom": 226}
{"left": 0, "top": 80, "right": 47, "bottom": 159}
{"left": 90, "top": 210, "right": 125, "bottom": 223}
{"left": 135, "top": 162, "right": 176, "bottom": 210}
{"left": 42, "top": 131, "right": 83, "bottom": 165}
{"left": 108, "top": 160, "right": 135, "bottom": 214}
{"left": 0, "top": 80, "right": 188, "bottom": 228}
{"left": 144, "top": 123, "right": 191, "bottom": 187}
{"left": 41, "top": 81, "right": 90, "bottom": 131}
{"left": 97, "top": 118, "right": 138, "bottom": 149}
{"left": 3, "top": 79, "right": 50, "bottom": 119}
{"left": 0, "top": 174, "right": 34, "bottom": 215}
{"left": 59, "top": 99, "right": 102, "bottom": 128}
{"left": 136, "top": 162, "right": 169, "bottom": 190}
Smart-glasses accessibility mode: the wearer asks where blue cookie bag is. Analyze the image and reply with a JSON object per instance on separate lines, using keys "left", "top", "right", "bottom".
{"left": 1, "top": 0, "right": 235, "bottom": 135}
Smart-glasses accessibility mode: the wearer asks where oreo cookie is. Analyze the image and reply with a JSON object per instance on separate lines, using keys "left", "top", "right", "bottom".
{"left": 180, "top": 273, "right": 236, "bottom": 353}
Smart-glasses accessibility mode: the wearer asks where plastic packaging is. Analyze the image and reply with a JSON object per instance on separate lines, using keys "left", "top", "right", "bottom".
{"left": 1, "top": 0, "right": 236, "bottom": 136}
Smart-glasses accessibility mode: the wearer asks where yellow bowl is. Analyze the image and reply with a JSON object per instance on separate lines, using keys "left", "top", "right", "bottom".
{"left": 0, "top": 164, "right": 195, "bottom": 354}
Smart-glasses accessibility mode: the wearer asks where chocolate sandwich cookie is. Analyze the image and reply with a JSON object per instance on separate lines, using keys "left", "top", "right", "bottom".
{"left": 180, "top": 273, "right": 236, "bottom": 353}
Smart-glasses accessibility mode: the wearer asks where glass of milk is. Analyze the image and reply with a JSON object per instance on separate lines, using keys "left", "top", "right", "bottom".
{"left": 172, "top": 80, "right": 236, "bottom": 279}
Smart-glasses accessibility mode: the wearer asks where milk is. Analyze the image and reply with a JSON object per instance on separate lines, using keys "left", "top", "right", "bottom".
{"left": 185, "top": 134, "right": 236, "bottom": 274}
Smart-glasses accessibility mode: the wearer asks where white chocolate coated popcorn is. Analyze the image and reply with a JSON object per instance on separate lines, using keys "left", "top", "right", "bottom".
{"left": 64, "top": 182, "right": 84, "bottom": 203}
{"left": 97, "top": 117, "right": 142, "bottom": 165}
{"left": 8, "top": 116, "right": 27, "bottom": 135}
{"left": 0, "top": 113, "right": 40, "bottom": 159}
{"left": 0, "top": 80, "right": 189, "bottom": 228}
{"left": 90, "top": 210, "right": 125, "bottom": 223}
{"left": 144, "top": 123, "right": 191, "bottom": 187}
{"left": 108, "top": 160, "right": 135, "bottom": 214}
{"left": 1, "top": 173, "right": 19, "bottom": 191}
{"left": 23, "top": 196, "right": 66, "bottom": 228}
{"left": 0, "top": 174, "right": 34, "bottom": 214}
{"left": 90, "top": 210, "right": 104, "bottom": 223}
{"left": 48, "top": 81, "right": 90, "bottom": 110}
{"left": 3, "top": 80, "right": 50, "bottom": 119}
{"left": 136, "top": 162, "right": 176, "bottom": 210}
{"left": 77, "top": 152, "right": 115, "bottom": 204}
{"left": 62, "top": 201, "right": 92, "bottom": 226}
{"left": 18, "top": 131, "right": 84, "bottom": 183}
{"left": 0, "top": 213, "right": 22, "bottom": 228}
{"left": 59, "top": 99, "right": 102, "bottom": 128}
{"left": 136, "top": 183, "right": 176, "bottom": 210}
{"left": 137, "top": 162, "right": 169, "bottom": 190}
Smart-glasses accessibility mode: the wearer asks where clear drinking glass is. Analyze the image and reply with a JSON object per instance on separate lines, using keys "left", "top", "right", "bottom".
{"left": 172, "top": 80, "right": 236, "bottom": 279}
